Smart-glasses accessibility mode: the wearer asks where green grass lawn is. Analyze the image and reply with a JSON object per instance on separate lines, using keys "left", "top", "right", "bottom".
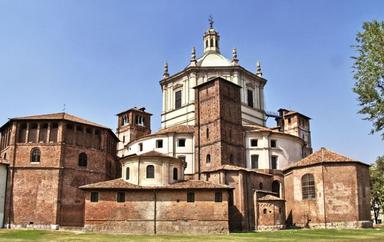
{"left": 0, "top": 228, "right": 383, "bottom": 242}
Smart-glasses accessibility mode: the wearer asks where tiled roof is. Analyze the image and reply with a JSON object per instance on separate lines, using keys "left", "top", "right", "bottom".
{"left": 80, "top": 178, "right": 230, "bottom": 190}
{"left": 202, "top": 164, "right": 272, "bottom": 176}
{"left": 155, "top": 125, "right": 194, "bottom": 135}
{"left": 116, "top": 107, "right": 152, "bottom": 116}
{"left": 258, "top": 194, "right": 284, "bottom": 201}
{"left": 243, "top": 125, "right": 304, "bottom": 142}
{"left": 284, "top": 147, "right": 368, "bottom": 171}
{"left": 243, "top": 124, "right": 273, "bottom": 132}
{"left": 12, "top": 112, "right": 109, "bottom": 129}
{"left": 121, "top": 151, "right": 180, "bottom": 161}
{"left": 278, "top": 108, "right": 311, "bottom": 119}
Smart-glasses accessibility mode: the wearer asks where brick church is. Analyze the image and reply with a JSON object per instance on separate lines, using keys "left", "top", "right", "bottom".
{"left": 0, "top": 21, "right": 372, "bottom": 233}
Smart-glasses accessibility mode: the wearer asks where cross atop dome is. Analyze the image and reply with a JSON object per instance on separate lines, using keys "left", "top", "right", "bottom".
{"left": 208, "top": 15, "right": 214, "bottom": 29}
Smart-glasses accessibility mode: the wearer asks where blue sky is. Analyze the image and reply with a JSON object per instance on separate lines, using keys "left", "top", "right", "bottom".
{"left": 0, "top": 0, "right": 383, "bottom": 163}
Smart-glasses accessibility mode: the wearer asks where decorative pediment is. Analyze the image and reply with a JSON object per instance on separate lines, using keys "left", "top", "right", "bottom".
{"left": 173, "top": 83, "right": 183, "bottom": 90}
{"left": 246, "top": 82, "right": 256, "bottom": 89}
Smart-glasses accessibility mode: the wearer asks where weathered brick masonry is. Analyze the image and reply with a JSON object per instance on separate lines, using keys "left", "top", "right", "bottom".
{"left": 0, "top": 113, "right": 119, "bottom": 228}
{"left": 284, "top": 148, "right": 372, "bottom": 228}
{"left": 81, "top": 179, "right": 230, "bottom": 234}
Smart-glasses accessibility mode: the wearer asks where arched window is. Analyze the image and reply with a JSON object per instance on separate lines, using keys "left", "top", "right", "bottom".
{"left": 125, "top": 167, "right": 130, "bottom": 180}
{"left": 78, "top": 153, "right": 87, "bottom": 167}
{"left": 206, "top": 154, "right": 211, "bottom": 163}
{"left": 173, "top": 168, "right": 178, "bottom": 180}
{"left": 259, "top": 182, "right": 263, "bottom": 190}
{"left": 3, "top": 153, "right": 6, "bottom": 160}
{"left": 263, "top": 208, "right": 267, "bottom": 214}
{"left": 272, "top": 180, "right": 280, "bottom": 197}
{"left": 31, "top": 148, "right": 40, "bottom": 162}
{"left": 215, "top": 39, "right": 218, "bottom": 48}
{"left": 302, "top": 174, "right": 315, "bottom": 200}
{"left": 210, "top": 39, "right": 213, "bottom": 47}
{"left": 230, "top": 154, "right": 234, "bottom": 163}
{"left": 205, "top": 40, "right": 208, "bottom": 48}
{"left": 146, "top": 165, "right": 155, "bottom": 178}
{"left": 206, "top": 127, "right": 209, "bottom": 139}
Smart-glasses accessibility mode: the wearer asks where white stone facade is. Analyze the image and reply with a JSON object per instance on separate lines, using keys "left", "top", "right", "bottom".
{"left": 160, "top": 25, "right": 266, "bottom": 129}
{"left": 245, "top": 130, "right": 305, "bottom": 170}
{"left": 121, "top": 154, "right": 184, "bottom": 187}
{"left": 125, "top": 132, "right": 195, "bottom": 174}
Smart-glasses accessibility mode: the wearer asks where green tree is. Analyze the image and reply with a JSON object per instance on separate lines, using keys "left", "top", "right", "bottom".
{"left": 370, "top": 155, "right": 384, "bottom": 224}
{"left": 352, "top": 20, "right": 384, "bottom": 137}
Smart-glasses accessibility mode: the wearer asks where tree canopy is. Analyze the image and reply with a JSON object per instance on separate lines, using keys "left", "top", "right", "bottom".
{"left": 352, "top": 20, "right": 384, "bottom": 138}
{"left": 370, "top": 155, "right": 384, "bottom": 224}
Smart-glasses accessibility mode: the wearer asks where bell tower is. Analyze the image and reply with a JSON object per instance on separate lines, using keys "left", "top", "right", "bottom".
{"left": 116, "top": 107, "right": 152, "bottom": 157}
{"left": 194, "top": 77, "right": 245, "bottom": 177}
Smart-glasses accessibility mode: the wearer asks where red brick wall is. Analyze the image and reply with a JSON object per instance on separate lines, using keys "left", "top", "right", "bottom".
{"left": 84, "top": 189, "right": 229, "bottom": 234}
{"left": 3, "top": 119, "right": 119, "bottom": 227}
{"left": 284, "top": 163, "right": 370, "bottom": 228}
{"left": 204, "top": 169, "right": 276, "bottom": 232}
{"left": 8, "top": 169, "right": 60, "bottom": 225}
{"left": 194, "top": 78, "right": 245, "bottom": 175}
{"left": 257, "top": 200, "right": 285, "bottom": 227}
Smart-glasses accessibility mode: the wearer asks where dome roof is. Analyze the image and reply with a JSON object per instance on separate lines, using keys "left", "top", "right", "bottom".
{"left": 196, "top": 52, "right": 232, "bottom": 67}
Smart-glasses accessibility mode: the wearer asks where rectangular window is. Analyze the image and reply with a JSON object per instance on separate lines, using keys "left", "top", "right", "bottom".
{"left": 271, "top": 139, "right": 277, "bottom": 148}
{"left": 247, "top": 89, "right": 254, "bottom": 108}
{"left": 117, "top": 192, "right": 125, "bottom": 203}
{"left": 90, "top": 192, "right": 99, "bottom": 202}
{"left": 139, "top": 143, "right": 143, "bottom": 151}
{"left": 175, "top": 90, "right": 182, "bottom": 109}
{"left": 156, "top": 139, "right": 163, "bottom": 148}
{"left": 187, "top": 191, "right": 195, "bottom": 203}
{"left": 215, "top": 192, "right": 222, "bottom": 202}
{"left": 178, "top": 138, "right": 186, "bottom": 147}
{"left": 271, "top": 155, "right": 278, "bottom": 169}
{"left": 250, "top": 139, "right": 258, "bottom": 147}
{"left": 251, "top": 155, "right": 259, "bottom": 169}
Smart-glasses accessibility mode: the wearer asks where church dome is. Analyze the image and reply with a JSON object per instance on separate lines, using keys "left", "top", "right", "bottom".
{"left": 196, "top": 52, "right": 232, "bottom": 67}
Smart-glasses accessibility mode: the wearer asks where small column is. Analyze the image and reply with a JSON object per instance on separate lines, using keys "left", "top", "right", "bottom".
{"left": 25, "top": 123, "right": 30, "bottom": 143}
{"left": 57, "top": 122, "right": 64, "bottom": 143}
{"left": 36, "top": 123, "right": 41, "bottom": 143}
{"left": 46, "top": 123, "right": 51, "bottom": 143}
{"left": 10, "top": 122, "right": 18, "bottom": 145}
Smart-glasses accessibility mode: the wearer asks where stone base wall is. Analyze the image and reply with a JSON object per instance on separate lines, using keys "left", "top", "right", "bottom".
{"left": 257, "top": 224, "right": 285, "bottom": 231}
{"left": 5, "top": 223, "right": 59, "bottom": 230}
{"left": 156, "top": 220, "right": 228, "bottom": 234}
{"left": 290, "top": 220, "right": 373, "bottom": 229}
{"left": 84, "top": 220, "right": 229, "bottom": 234}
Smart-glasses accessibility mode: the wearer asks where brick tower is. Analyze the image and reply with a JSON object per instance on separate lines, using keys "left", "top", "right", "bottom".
{"left": 277, "top": 108, "right": 312, "bottom": 156}
{"left": 116, "top": 107, "right": 152, "bottom": 157}
{"left": 194, "top": 77, "right": 245, "bottom": 178}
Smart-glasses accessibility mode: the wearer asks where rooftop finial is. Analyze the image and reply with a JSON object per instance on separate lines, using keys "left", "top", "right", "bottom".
{"left": 256, "top": 60, "right": 263, "bottom": 77}
{"left": 163, "top": 62, "right": 169, "bottom": 78}
{"left": 232, "top": 48, "right": 239, "bottom": 65}
{"left": 208, "top": 15, "right": 214, "bottom": 29}
{"left": 190, "top": 47, "right": 197, "bottom": 66}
